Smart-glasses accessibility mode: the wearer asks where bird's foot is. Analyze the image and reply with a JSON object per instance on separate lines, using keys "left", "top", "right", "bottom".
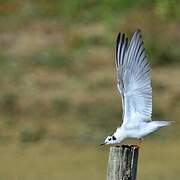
{"left": 133, "top": 144, "right": 140, "bottom": 148}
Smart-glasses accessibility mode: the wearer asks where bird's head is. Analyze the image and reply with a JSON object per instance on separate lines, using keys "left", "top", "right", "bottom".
{"left": 100, "top": 135, "right": 117, "bottom": 146}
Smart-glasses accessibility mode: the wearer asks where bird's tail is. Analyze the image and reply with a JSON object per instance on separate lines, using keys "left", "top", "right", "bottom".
{"left": 153, "top": 120, "right": 174, "bottom": 127}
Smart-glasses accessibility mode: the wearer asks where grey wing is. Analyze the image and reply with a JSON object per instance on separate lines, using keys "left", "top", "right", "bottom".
{"left": 115, "top": 30, "right": 152, "bottom": 124}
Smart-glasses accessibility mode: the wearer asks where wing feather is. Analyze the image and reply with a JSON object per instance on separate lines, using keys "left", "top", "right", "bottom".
{"left": 115, "top": 33, "right": 128, "bottom": 118}
{"left": 116, "top": 30, "right": 152, "bottom": 124}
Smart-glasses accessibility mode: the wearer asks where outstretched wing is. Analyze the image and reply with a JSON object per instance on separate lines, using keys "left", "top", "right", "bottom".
{"left": 115, "top": 30, "right": 152, "bottom": 124}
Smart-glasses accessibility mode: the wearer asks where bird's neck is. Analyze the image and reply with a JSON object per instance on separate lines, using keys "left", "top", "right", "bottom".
{"left": 113, "top": 127, "right": 126, "bottom": 143}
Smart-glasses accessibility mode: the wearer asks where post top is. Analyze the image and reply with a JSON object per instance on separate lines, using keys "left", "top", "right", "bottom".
{"left": 113, "top": 144, "right": 139, "bottom": 150}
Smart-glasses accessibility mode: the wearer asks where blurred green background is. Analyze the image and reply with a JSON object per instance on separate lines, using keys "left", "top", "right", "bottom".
{"left": 0, "top": 0, "right": 179, "bottom": 179}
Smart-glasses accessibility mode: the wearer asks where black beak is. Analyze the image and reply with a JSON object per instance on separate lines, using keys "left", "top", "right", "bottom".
{"left": 100, "top": 142, "right": 106, "bottom": 146}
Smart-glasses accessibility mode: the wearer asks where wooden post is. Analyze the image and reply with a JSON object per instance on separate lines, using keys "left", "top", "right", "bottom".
{"left": 107, "top": 145, "right": 139, "bottom": 180}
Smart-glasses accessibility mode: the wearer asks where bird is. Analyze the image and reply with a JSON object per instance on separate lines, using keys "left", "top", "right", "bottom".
{"left": 101, "top": 30, "right": 173, "bottom": 146}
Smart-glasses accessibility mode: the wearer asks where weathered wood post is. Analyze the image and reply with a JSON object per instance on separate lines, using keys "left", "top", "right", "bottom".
{"left": 107, "top": 145, "right": 139, "bottom": 180}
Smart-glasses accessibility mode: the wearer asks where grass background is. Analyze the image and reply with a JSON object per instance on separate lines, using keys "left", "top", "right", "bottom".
{"left": 0, "top": 0, "right": 179, "bottom": 179}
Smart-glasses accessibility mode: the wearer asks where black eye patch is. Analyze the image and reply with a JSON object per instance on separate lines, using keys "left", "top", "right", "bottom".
{"left": 108, "top": 138, "right": 111, "bottom": 141}
{"left": 112, "top": 135, "right": 116, "bottom": 140}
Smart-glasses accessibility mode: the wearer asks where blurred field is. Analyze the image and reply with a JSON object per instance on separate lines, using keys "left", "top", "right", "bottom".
{"left": 0, "top": 0, "right": 179, "bottom": 180}
{"left": 0, "top": 141, "right": 179, "bottom": 180}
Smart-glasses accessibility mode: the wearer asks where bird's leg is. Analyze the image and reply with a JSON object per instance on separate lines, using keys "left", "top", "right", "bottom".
{"left": 133, "top": 138, "right": 143, "bottom": 148}
{"left": 138, "top": 138, "right": 143, "bottom": 147}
